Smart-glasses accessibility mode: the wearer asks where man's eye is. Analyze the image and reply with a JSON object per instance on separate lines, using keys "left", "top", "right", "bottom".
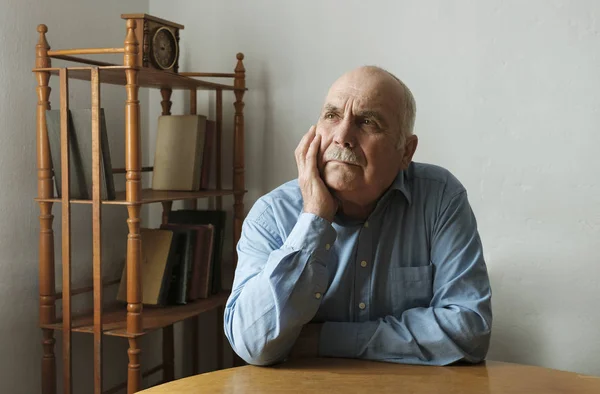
{"left": 360, "top": 118, "right": 373, "bottom": 126}
{"left": 325, "top": 113, "right": 336, "bottom": 119}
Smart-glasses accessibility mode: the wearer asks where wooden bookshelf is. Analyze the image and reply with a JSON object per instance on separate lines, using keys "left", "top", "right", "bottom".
{"left": 42, "top": 292, "right": 230, "bottom": 338}
{"left": 34, "top": 188, "right": 238, "bottom": 205}
{"left": 33, "top": 15, "right": 246, "bottom": 394}
{"left": 32, "top": 66, "right": 246, "bottom": 91}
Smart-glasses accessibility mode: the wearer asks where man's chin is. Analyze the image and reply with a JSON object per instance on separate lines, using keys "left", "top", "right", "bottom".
{"left": 323, "top": 174, "right": 358, "bottom": 192}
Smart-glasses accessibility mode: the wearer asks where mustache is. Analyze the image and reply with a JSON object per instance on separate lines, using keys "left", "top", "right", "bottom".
{"left": 323, "top": 146, "right": 363, "bottom": 165}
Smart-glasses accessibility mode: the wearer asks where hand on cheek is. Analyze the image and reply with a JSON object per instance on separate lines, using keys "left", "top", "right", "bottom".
{"left": 294, "top": 125, "right": 338, "bottom": 222}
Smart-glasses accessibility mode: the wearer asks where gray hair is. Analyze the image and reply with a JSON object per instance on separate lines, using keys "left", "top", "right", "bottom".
{"left": 368, "top": 66, "right": 417, "bottom": 149}
{"left": 386, "top": 71, "right": 416, "bottom": 149}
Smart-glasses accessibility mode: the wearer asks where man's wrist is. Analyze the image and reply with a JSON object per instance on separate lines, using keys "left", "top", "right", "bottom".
{"left": 283, "top": 212, "right": 337, "bottom": 252}
{"left": 303, "top": 204, "right": 335, "bottom": 223}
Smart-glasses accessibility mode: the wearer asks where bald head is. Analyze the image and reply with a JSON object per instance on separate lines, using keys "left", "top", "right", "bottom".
{"left": 327, "top": 66, "right": 416, "bottom": 144}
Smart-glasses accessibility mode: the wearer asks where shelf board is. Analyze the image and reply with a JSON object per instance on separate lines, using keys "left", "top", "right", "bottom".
{"left": 42, "top": 292, "right": 229, "bottom": 338}
{"left": 32, "top": 66, "right": 245, "bottom": 91}
{"left": 34, "top": 188, "right": 240, "bottom": 205}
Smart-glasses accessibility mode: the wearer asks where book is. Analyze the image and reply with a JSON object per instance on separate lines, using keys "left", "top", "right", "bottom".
{"left": 116, "top": 228, "right": 177, "bottom": 306}
{"left": 167, "top": 210, "right": 226, "bottom": 294}
{"left": 162, "top": 227, "right": 194, "bottom": 305}
{"left": 159, "top": 223, "right": 215, "bottom": 300}
{"left": 190, "top": 224, "right": 215, "bottom": 299}
{"left": 46, "top": 109, "right": 116, "bottom": 200}
{"left": 152, "top": 114, "right": 207, "bottom": 191}
{"left": 199, "top": 120, "right": 215, "bottom": 190}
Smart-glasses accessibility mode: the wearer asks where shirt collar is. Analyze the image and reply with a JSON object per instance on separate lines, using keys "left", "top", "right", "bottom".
{"left": 388, "top": 165, "right": 412, "bottom": 205}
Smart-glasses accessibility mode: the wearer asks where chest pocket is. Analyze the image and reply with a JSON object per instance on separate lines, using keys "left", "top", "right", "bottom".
{"left": 389, "top": 265, "right": 433, "bottom": 316}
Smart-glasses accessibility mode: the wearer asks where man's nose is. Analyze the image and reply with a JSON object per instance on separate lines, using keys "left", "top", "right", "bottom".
{"left": 333, "top": 118, "right": 356, "bottom": 149}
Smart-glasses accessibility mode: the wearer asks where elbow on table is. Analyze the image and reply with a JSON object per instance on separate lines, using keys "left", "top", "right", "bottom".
{"left": 225, "top": 328, "right": 288, "bottom": 367}
{"left": 461, "top": 320, "right": 492, "bottom": 364}
{"left": 231, "top": 343, "right": 287, "bottom": 367}
{"left": 240, "top": 353, "right": 284, "bottom": 367}
{"left": 224, "top": 312, "right": 290, "bottom": 366}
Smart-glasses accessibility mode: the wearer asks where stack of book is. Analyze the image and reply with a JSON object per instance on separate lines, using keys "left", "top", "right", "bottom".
{"left": 117, "top": 209, "right": 227, "bottom": 306}
{"left": 152, "top": 115, "right": 216, "bottom": 191}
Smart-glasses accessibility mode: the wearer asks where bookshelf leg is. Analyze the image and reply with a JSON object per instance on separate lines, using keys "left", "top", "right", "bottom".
{"left": 39, "top": 201, "right": 56, "bottom": 393}
{"left": 41, "top": 329, "right": 56, "bottom": 394}
{"left": 124, "top": 19, "right": 142, "bottom": 394}
{"left": 127, "top": 338, "right": 141, "bottom": 394}
{"left": 191, "top": 317, "right": 199, "bottom": 374}
{"left": 163, "top": 325, "right": 175, "bottom": 382}
{"left": 216, "top": 307, "right": 224, "bottom": 370}
{"left": 124, "top": 19, "right": 143, "bottom": 335}
{"left": 161, "top": 201, "right": 172, "bottom": 226}
{"left": 233, "top": 53, "right": 246, "bottom": 271}
{"left": 36, "top": 24, "right": 56, "bottom": 394}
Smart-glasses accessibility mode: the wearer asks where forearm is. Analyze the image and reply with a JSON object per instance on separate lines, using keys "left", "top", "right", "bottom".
{"left": 319, "top": 304, "right": 491, "bottom": 365}
{"left": 226, "top": 251, "right": 327, "bottom": 365}
{"left": 225, "top": 213, "right": 336, "bottom": 366}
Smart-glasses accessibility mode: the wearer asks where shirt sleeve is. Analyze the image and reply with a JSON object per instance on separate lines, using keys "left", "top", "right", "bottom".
{"left": 224, "top": 202, "right": 337, "bottom": 366}
{"left": 319, "top": 190, "right": 492, "bottom": 365}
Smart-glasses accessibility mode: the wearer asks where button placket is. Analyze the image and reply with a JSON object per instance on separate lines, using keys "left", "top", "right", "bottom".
{"left": 354, "top": 221, "right": 373, "bottom": 321}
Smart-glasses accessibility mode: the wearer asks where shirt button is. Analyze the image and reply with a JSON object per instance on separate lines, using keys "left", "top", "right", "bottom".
{"left": 325, "top": 244, "right": 331, "bottom": 251}
{"left": 315, "top": 292, "right": 322, "bottom": 299}
{"left": 359, "top": 302, "right": 366, "bottom": 310}
{"left": 360, "top": 260, "right": 367, "bottom": 268}
{"left": 364, "top": 221, "right": 369, "bottom": 228}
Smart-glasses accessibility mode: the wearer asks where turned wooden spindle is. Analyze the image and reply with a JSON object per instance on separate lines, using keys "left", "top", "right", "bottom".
{"left": 123, "top": 18, "right": 142, "bottom": 394}
{"left": 216, "top": 89, "right": 223, "bottom": 210}
{"left": 160, "top": 199, "right": 175, "bottom": 383}
{"left": 216, "top": 305, "right": 225, "bottom": 369}
{"left": 161, "top": 201, "right": 173, "bottom": 226}
{"left": 186, "top": 87, "right": 202, "bottom": 373}
{"left": 127, "top": 338, "right": 141, "bottom": 393}
{"left": 189, "top": 88, "right": 199, "bottom": 209}
{"left": 233, "top": 53, "right": 246, "bottom": 270}
{"left": 189, "top": 89, "right": 197, "bottom": 115}
{"left": 160, "top": 88, "right": 172, "bottom": 115}
{"left": 35, "top": 24, "right": 57, "bottom": 394}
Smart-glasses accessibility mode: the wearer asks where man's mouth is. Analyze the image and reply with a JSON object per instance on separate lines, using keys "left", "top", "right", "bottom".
{"left": 327, "top": 159, "right": 360, "bottom": 167}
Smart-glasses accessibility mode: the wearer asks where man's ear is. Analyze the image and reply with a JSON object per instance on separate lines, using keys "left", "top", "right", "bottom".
{"left": 401, "top": 134, "right": 418, "bottom": 169}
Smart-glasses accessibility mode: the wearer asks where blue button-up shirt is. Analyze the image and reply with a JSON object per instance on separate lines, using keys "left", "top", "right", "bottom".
{"left": 224, "top": 162, "right": 492, "bottom": 366}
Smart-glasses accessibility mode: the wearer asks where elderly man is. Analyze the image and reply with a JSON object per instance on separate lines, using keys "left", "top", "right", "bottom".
{"left": 224, "top": 66, "right": 492, "bottom": 366}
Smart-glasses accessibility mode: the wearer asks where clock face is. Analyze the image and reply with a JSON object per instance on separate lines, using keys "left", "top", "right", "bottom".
{"left": 151, "top": 27, "right": 178, "bottom": 70}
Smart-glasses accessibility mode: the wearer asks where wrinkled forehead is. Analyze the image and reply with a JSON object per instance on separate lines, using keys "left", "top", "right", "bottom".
{"left": 323, "top": 71, "right": 404, "bottom": 121}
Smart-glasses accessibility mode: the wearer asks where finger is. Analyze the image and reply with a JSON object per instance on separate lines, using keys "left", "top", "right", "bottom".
{"left": 305, "top": 133, "right": 321, "bottom": 176}
{"left": 295, "top": 126, "right": 316, "bottom": 156}
{"left": 296, "top": 126, "right": 316, "bottom": 169}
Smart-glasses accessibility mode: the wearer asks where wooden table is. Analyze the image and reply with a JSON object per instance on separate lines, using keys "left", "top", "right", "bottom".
{"left": 139, "top": 358, "right": 600, "bottom": 393}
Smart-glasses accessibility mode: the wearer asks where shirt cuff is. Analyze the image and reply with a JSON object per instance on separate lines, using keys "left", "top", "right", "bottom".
{"left": 319, "top": 321, "right": 379, "bottom": 358}
{"left": 283, "top": 212, "right": 337, "bottom": 252}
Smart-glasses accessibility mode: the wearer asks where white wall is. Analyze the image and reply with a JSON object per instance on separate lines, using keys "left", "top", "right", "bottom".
{"left": 0, "top": 1, "right": 155, "bottom": 393}
{"left": 150, "top": 0, "right": 600, "bottom": 377}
